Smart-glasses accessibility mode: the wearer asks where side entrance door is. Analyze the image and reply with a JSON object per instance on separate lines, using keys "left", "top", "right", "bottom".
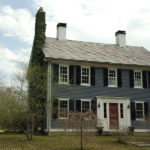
{"left": 109, "top": 103, "right": 119, "bottom": 129}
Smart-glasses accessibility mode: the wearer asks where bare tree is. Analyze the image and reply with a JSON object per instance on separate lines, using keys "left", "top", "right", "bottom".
{"left": 0, "top": 62, "right": 45, "bottom": 141}
{"left": 0, "top": 87, "right": 33, "bottom": 140}
{"left": 64, "top": 111, "right": 97, "bottom": 150}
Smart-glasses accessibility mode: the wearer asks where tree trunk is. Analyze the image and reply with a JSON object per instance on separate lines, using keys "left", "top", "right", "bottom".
{"left": 24, "top": 131, "right": 32, "bottom": 141}
{"left": 80, "top": 118, "right": 83, "bottom": 150}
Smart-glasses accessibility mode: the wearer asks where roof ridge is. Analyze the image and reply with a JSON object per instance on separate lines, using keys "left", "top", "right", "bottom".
{"left": 46, "top": 37, "right": 144, "bottom": 48}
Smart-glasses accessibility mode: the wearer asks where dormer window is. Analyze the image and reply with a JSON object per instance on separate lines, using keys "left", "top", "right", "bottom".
{"left": 108, "top": 69, "right": 117, "bottom": 87}
{"left": 59, "top": 65, "right": 69, "bottom": 84}
{"left": 134, "top": 71, "right": 142, "bottom": 88}
{"left": 81, "top": 66, "right": 90, "bottom": 85}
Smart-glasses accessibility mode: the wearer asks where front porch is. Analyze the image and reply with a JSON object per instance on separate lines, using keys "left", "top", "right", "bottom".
{"left": 96, "top": 96, "right": 131, "bottom": 132}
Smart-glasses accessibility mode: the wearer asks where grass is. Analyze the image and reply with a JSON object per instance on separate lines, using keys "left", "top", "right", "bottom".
{"left": 0, "top": 133, "right": 149, "bottom": 150}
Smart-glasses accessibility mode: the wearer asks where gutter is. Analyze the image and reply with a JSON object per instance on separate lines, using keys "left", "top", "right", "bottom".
{"left": 44, "top": 57, "right": 150, "bottom": 68}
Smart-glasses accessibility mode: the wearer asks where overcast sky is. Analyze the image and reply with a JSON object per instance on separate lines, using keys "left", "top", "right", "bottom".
{"left": 0, "top": 0, "right": 150, "bottom": 84}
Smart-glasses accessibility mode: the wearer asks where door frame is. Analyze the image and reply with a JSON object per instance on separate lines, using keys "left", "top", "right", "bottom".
{"left": 96, "top": 96, "right": 131, "bottom": 131}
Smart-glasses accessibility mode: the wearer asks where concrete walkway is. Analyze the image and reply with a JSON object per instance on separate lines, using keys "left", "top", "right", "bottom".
{"left": 127, "top": 142, "right": 150, "bottom": 147}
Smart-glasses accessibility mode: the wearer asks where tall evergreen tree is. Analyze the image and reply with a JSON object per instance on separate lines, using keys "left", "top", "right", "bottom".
{"left": 27, "top": 7, "right": 47, "bottom": 132}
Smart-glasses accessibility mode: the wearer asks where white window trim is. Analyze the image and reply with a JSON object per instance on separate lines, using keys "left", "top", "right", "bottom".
{"left": 81, "top": 99, "right": 91, "bottom": 113}
{"left": 134, "top": 70, "right": 143, "bottom": 89}
{"left": 58, "top": 98, "right": 69, "bottom": 119}
{"left": 59, "top": 64, "right": 69, "bottom": 84}
{"left": 108, "top": 68, "right": 118, "bottom": 87}
{"left": 81, "top": 66, "right": 91, "bottom": 86}
{"left": 135, "top": 101, "right": 145, "bottom": 121}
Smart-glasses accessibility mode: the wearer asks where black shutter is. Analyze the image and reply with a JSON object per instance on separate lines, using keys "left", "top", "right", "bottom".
{"left": 91, "top": 99, "right": 97, "bottom": 114}
{"left": 53, "top": 64, "right": 59, "bottom": 83}
{"left": 143, "top": 71, "right": 147, "bottom": 88}
{"left": 76, "top": 100, "right": 81, "bottom": 111}
{"left": 69, "top": 66, "right": 74, "bottom": 84}
{"left": 144, "top": 102, "right": 149, "bottom": 118}
{"left": 53, "top": 99, "right": 59, "bottom": 119}
{"left": 131, "top": 102, "right": 136, "bottom": 120}
{"left": 148, "top": 72, "right": 150, "bottom": 88}
{"left": 129, "top": 70, "right": 134, "bottom": 88}
{"left": 76, "top": 66, "right": 81, "bottom": 85}
{"left": 69, "top": 99, "right": 75, "bottom": 112}
{"left": 91, "top": 67, "right": 95, "bottom": 86}
{"left": 117, "top": 69, "right": 122, "bottom": 88}
{"left": 103, "top": 68, "right": 108, "bottom": 87}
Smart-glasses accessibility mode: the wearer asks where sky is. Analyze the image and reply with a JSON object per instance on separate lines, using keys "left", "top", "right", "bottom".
{"left": 0, "top": 0, "right": 150, "bottom": 85}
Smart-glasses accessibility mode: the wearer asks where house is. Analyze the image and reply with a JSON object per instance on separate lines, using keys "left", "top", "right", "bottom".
{"left": 29, "top": 8, "right": 150, "bottom": 133}
{"left": 44, "top": 23, "right": 150, "bottom": 133}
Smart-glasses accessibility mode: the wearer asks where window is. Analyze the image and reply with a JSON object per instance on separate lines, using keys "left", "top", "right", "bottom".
{"left": 81, "top": 100, "right": 91, "bottom": 113}
{"left": 59, "top": 99, "right": 69, "bottom": 119}
{"left": 134, "top": 71, "right": 142, "bottom": 88}
{"left": 81, "top": 67, "right": 90, "bottom": 85}
{"left": 108, "top": 69, "right": 117, "bottom": 87}
{"left": 104, "top": 103, "right": 107, "bottom": 118}
{"left": 120, "top": 103, "right": 124, "bottom": 118}
{"left": 136, "top": 102, "right": 144, "bottom": 120}
{"left": 59, "top": 65, "right": 69, "bottom": 84}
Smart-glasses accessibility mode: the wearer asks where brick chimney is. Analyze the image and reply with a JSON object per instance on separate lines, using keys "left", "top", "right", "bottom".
{"left": 57, "top": 23, "right": 67, "bottom": 40}
{"left": 115, "top": 30, "right": 126, "bottom": 47}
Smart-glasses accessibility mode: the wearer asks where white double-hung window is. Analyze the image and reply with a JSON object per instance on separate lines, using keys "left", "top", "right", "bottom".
{"left": 81, "top": 100, "right": 91, "bottom": 113}
{"left": 108, "top": 69, "right": 117, "bottom": 87}
{"left": 134, "top": 71, "right": 142, "bottom": 88}
{"left": 81, "top": 99, "right": 91, "bottom": 119}
{"left": 81, "top": 66, "right": 90, "bottom": 85}
{"left": 58, "top": 99, "right": 69, "bottom": 119}
{"left": 135, "top": 102, "right": 144, "bottom": 120}
{"left": 59, "top": 65, "right": 69, "bottom": 84}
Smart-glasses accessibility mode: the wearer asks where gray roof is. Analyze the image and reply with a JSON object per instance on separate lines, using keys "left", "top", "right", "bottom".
{"left": 43, "top": 37, "right": 150, "bottom": 67}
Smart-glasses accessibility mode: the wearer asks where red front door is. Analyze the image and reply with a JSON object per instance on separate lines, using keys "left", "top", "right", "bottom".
{"left": 109, "top": 103, "right": 119, "bottom": 129}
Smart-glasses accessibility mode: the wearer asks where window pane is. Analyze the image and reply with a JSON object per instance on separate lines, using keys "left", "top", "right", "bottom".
{"left": 60, "top": 101, "right": 67, "bottom": 109}
{"left": 108, "top": 69, "right": 117, "bottom": 86}
{"left": 81, "top": 67, "right": 90, "bottom": 84}
{"left": 134, "top": 71, "right": 142, "bottom": 87}
{"left": 136, "top": 103, "right": 143, "bottom": 110}
{"left": 82, "top": 101, "right": 90, "bottom": 112}
{"left": 136, "top": 103, "right": 144, "bottom": 119}
{"left": 59, "top": 100, "right": 68, "bottom": 118}
{"left": 60, "top": 66, "right": 68, "bottom": 83}
{"left": 109, "top": 78, "right": 116, "bottom": 85}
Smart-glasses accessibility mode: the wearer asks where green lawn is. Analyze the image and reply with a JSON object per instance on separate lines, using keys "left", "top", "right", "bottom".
{"left": 0, "top": 133, "right": 149, "bottom": 150}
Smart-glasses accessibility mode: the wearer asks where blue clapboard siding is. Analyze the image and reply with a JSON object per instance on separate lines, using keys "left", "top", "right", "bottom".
{"left": 51, "top": 66, "right": 150, "bottom": 129}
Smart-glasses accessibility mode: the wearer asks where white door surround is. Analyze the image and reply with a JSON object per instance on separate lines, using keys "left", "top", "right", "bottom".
{"left": 96, "top": 96, "right": 131, "bottom": 132}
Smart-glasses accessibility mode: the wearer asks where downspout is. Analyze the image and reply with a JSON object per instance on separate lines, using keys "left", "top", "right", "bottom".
{"left": 47, "top": 61, "right": 52, "bottom": 135}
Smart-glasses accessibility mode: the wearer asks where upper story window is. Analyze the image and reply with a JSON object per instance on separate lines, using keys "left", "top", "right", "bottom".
{"left": 59, "top": 65, "right": 69, "bottom": 84}
{"left": 135, "top": 102, "right": 144, "bottom": 120}
{"left": 81, "top": 66, "right": 90, "bottom": 85}
{"left": 134, "top": 71, "right": 142, "bottom": 88}
{"left": 58, "top": 99, "right": 69, "bottom": 119}
{"left": 108, "top": 69, "right": 117, "bottom": 87}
